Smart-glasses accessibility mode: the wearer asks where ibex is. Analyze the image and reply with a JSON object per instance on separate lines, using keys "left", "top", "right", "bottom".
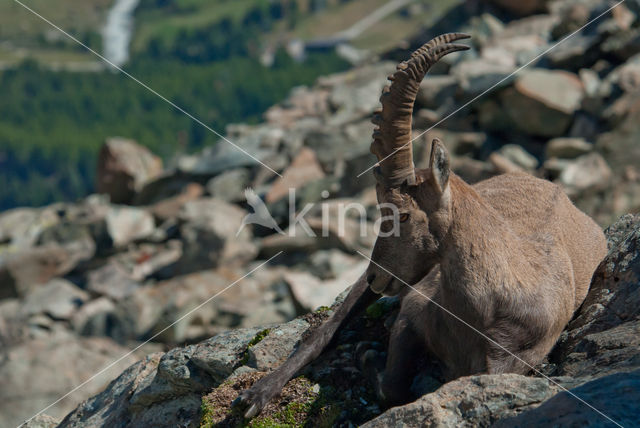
{"left": 233, "top": 33, "right": 607, "bottom": 417}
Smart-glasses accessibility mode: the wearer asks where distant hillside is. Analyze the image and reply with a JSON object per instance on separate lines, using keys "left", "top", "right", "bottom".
{"left": 0, "top": 0, "right": 461, "bottom": 210}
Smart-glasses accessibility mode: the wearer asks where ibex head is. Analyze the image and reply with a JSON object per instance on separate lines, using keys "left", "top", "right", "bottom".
{"left": 365, "top": 33, "right": 470, "bottom": 296}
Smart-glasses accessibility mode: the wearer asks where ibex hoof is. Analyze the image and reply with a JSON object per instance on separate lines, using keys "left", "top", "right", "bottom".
{"left": 244, "top": 404, "right": 259, "bottom": 419}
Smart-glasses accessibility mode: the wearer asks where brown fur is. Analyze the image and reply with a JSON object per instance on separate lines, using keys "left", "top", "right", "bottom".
{"left": 364, "top": 141, "right": 606, "bottom": 403}
{"left": 233, "top": 33, "right": 607, "bottom": 417}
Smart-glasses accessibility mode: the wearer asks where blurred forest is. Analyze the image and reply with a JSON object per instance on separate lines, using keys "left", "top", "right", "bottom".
{"left": 0, "top": 0, "right": 375, "bottom": 209}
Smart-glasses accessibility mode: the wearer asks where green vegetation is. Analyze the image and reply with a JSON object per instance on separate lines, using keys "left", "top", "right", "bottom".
{"left": 239, "top": 328, "right": 272, "bottom": 366}
{"left": 365, "top": 297, "right": 398, "bottom": 319}
{"left": 0, "top": 0, "right": 462, "bottom": 210}
{"left": 200, "top": 375, "right": 339, "bottom": 428}
{"left": 0, "top": 46, "right": 348, "bottom": 210}
{"left": 0, "top": 0, "right": 353, "bottom": 210}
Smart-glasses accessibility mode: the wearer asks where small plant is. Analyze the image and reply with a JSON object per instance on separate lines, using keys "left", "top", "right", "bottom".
{"left": 239, "top": 328, "right": 271, "bottom": 366}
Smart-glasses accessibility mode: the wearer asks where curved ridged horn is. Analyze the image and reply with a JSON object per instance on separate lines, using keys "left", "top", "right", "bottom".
{"left": 371, "top": 33, "right": 470, "bottom": 187}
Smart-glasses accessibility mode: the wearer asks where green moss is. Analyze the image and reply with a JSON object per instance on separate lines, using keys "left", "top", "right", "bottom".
{"left": 200, "top": 398, "right": 216, "bottom": 428}
{"left": 239, "top": 328, "right": 272, "bottom": 366}
{"left": 365, "top": 297, "right": 399, "bottom": 319}
{"left": 365, "top": 301, "right": 385, "bottom": 319}
{"left": 199, "top": 375, "right": 340, "bottom": 428}
{"left": 315, "top": 306, "right": 330, "bottom": 313}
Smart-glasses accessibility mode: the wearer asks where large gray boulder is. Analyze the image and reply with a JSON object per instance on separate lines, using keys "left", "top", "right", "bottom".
{"left": 0, "top": 332, "right": 138, "bottom": 428}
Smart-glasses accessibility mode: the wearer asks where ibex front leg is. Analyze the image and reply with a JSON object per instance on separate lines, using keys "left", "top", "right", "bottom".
{"left": 232, "top": 274, "right": 378, "bottom": 418}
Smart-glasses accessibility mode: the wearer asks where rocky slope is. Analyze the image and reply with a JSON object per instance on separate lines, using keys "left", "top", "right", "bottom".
{"left": 52, "top": 214, "right": 640, "bottom": 427}
{"left": 3, "top": 0, "right": 640, "bottom": 426}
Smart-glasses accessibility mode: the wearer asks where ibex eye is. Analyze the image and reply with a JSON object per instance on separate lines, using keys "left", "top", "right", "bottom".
{"left": 399, "top": 213, "right": 409, "bottom": 223}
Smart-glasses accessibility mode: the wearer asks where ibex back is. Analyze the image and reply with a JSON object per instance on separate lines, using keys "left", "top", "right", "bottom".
{"left": 233, "top": 33, "right": 607, "bottom": 416}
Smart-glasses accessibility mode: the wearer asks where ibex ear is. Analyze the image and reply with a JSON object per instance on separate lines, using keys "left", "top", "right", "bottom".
{"left": 429, "top": 138, "right": 450, "bottom": 193}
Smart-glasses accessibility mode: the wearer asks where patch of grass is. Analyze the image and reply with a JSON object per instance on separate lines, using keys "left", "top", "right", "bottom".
{"left": 239, "top": 328, "right": 272, "bottom": 366}
{"left": 200, "top": 372, "right": 337, "bottom": 428}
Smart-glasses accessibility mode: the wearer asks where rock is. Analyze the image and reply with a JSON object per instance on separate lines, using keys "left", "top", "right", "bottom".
{"left": 111, "top": 266, "right": 289, "bottom": 343}
{"left": 266, "top": 148, "right": 326, "bottom": 204}
{"left": 558, "top": 153, "right": 612, "bottom": 195}
{"left": 496, "top": 370, "right": 640, "bottom": 427}
{"left": 21, "top": 414, "right": 60, "bottom": 428}
{"left": 58, "top": 317, "right": 315, "bottom": 428}
{"left": 551, "top": 3, "right": 591, "bottom": 40}
{"left": 307, "top": 249, "right": 361, "bottom": 280}
{"left": 283, "top": 260, "right": 367, "bottom": 312}
{"left": 0, "top": 207, "right": 58, "bottom": 250}
{"left": 177, "top": 198, "right": 257, "bottom": 273}
{"left": 0, "top": 239, "right": 94, "bottom": 299}
{"left": 0, "top": 332, "right": 138, "bottom": 427}
{"left": 206, "top": 169, "right": 250, "bottom": 202}
{"left": 489, "top": 152, "right": 527, "bottom": 174}
{"left": 550, "top": 214, "right": 640, "bottom": 380}
{"left": 147, "top": 182, "right": 204, "bottom": 221}
{"left": 191, "top": 326, "right": 265, "bottom": 382}
{"left": 483, "top": 0, "right": 550, "bottom": 16}
{"left": 496, "top": 144, "right": 538, "bottom": 170}
{"left": 71, "top": 297, "right": 117, "bottom": 336}
{"left": 85, "top": 241, "right": 182, "bottom": 299}
{"left": 56, "top": 353, "right": 164, "bottom": 428}
{"left": 325, "top": 62, "right": 396, "bottom": 126}
{"left": 86, "top": 262, "right": 141, "bottom": 300}
{"left": 597, "top": 93, "right": 640, "bottom": 170}
{"left": 546, "top": 35, "right": 599, "bottom": 70}
{"left": 417, "top": 75, "right": 458, "bottom": 109}
{"left": 247, "top": 318, "right": 309, "bottom": 370}
{"left": 176, "top": 127, "right": 278, "bottom": 176}
{"left": 96, "top": 137, "right": 163, "bottom": 204}
{"left": 452, "top": 57, "right": 515, "bottom": 97}
{"left": 451, "top": 157, "right": 497, "bottom": 184}
{"left": 500, "top": 70, "right": 584, "bottom": 137}
{"left": 265, "top": 86, "right": 330, "bottom": 127}
{"left": 105, "top": 206, "right": 155, "bottom": 247}
{"left": 21, "top": 279, "right": 88, "bottom": 320}
{"left": 362, "top": 374, "right": 561, "bottom": 427}
{"left": 545, "top": 137, "right": 593, "bottom": 159}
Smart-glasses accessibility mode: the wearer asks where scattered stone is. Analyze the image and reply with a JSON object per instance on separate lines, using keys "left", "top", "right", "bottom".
{"left": 96, "top": 137, "right": 163, "bottom": 204}
{"left": 177, "top": 198, "right": 257, "bottom": 272}
{"left": 362, "top": 374, "right": 560, "bottom": 427}
{"left": 284, "top": 260, "right": 367, "bottom": 312}
{"left": 497, "top": 144, "right": 538, "bottom": 170}
{"left": 105, "top": 206, "right": 155, "bottom": 247}
{"left": 545, "top": 137, "right": 593, "bottom": 159}
{"left": 71, "top": 297, "right": 117, "bottom": 337}
{"left": 483, "top": 0, "right": 550, "bottom": 16}
{"left": 496, "top": 370, "right": 640, "bottom": 427}
{"left": 0, "top": 239, "right": 94, "bottom": 299}
{"left": 21, "top": 279, "right": 88, "bottom": 320}
{"left": 501, "top": 69, "right": 584, "bottom": 137}
{"left": 558, "top": 153, "right": 612, "bottom": 195}
{"left": 21, "top": 414, "right": 60, "bottom": 428}
{"left": 86, "top": 262, "right": 140, "bottom": 300}
{"left": 266, "top": 147, "right": 325, "bottom": 204}
{"left": 0, "top": 332, "right": 138, "bottom": 427}
{"left": 489, "top": 152, "right": 527, "bottom": 174}
{"left": 147, "top": 182, "right": 204, "bottom": 221}
{"left": 206, "top": 169, "right": 251, "bottom": 202}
